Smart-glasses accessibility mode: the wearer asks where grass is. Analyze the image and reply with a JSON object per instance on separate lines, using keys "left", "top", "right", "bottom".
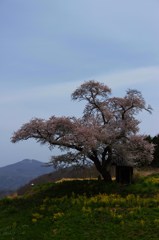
{"left": 0, "top": 174, "right": 159, "bottom": 239}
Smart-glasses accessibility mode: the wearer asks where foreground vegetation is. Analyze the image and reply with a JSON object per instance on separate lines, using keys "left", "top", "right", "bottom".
{"left": 0, "top": 174, "right": 159, "bottom": 240}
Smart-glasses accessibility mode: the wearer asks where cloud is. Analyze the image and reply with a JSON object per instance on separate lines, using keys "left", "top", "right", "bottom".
{"left": 97, "top": 66, "right": 159, "bottom": 89}
{"left": 1, "top": 65, "right": 159, "bottom": 105}
{"left": 0, "top": 81, "right": 77, "bottom": 104}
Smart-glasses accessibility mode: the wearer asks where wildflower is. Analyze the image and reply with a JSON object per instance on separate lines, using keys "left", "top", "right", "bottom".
{"left": 53, "top": 212, "right": 64, "bottom": 220}
{"left": 140, "top": 219, "right": 145, "bottom": 226}
{"left": 32, "top": 218, "right": 37, "bottom": 223}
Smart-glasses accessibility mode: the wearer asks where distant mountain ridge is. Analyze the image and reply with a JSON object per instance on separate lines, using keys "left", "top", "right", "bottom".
{"left": 0, "top": 159, "right": 54, "bottom": 197}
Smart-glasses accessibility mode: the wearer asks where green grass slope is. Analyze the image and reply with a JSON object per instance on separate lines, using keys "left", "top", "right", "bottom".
{"left": 0, "top": 174, "right": 159, "bottom": 240}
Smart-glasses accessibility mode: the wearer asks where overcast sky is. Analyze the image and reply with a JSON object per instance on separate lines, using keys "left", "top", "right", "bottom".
{"left": 0, "top": 0, "right": 159, "bottom": 167}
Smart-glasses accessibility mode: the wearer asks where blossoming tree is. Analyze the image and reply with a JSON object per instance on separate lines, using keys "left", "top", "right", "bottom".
{"left": 11, "top": 81, "right": 154, "bottom": 182}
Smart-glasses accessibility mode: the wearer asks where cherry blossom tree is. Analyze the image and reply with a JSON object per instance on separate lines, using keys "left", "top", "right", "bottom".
{"left": 11, "top": 81, "right": 154, "bottom": 182}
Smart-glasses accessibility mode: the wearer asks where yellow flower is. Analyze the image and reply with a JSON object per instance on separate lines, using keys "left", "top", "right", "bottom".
{"left": 140, "top": 219, "right": 145, "bottom": 226}
{"left": 120, "top": 221, "right": 125, "bottom": 226}
{"left": 154, "top": 219, "right": 159, "bottom": 225}
{"left": 32, "top": 218, "right": 37, "bottom": 223}
{"left": 53, "top": 212, "right": 64, "bottom": 220}
{"left": 32, "top": 213, "right": 43, "bottom": 219}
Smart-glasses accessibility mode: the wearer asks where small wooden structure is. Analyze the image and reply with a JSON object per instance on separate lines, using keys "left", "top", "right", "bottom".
{"left": 111, "top": 156, "right": 134, "bottom": 184}
{"left": 115, "top": 165, "right": 133, "bottom": 184}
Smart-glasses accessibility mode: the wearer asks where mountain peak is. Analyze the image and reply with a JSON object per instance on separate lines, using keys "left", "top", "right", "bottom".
{"left": 0, "top": 159, "right": 54, "bottom": 196}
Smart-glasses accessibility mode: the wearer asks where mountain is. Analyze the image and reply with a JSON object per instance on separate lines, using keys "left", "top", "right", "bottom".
{"left": 0, "top": 159, "right": 54, "bottom": 197}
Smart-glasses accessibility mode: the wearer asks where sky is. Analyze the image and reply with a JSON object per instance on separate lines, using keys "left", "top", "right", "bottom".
{"left": 0, "top": 0, "right": 159, "bottom": 167}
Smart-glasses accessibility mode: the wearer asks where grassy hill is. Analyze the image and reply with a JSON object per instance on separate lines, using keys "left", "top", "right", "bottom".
{"left": 0, "top": 173, "right": 159, "bottom": 240}
{"left": 17, "top": 165, "right": 99, "bottom": 195}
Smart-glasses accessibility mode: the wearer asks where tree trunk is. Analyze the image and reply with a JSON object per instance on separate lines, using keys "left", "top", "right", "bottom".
{"left": 101, "top": 146, "right": 112, "bottom": 182}
{"left": 91, "top": 154, "right": 112, "bottom": 183}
